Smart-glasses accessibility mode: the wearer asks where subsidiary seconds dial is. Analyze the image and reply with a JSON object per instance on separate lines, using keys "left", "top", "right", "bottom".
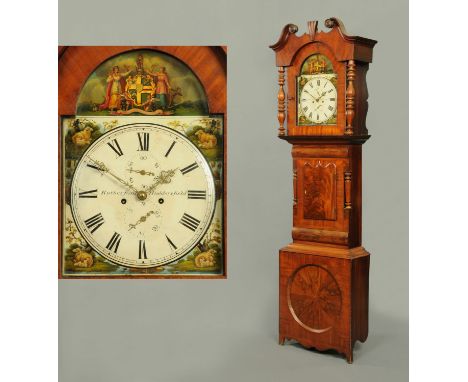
{"left": 300, "top": 76, "right": 337, "bottom": 124}
{"left": 70, "top": 123, "right": 216, "bottom": 268}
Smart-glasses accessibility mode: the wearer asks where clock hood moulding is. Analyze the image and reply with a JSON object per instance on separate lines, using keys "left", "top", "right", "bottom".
{"left": 270, "top": 17, "right": 377, "bottom": 67}
{"left": 270, "top": 18, "right": 377, "bottom": 138}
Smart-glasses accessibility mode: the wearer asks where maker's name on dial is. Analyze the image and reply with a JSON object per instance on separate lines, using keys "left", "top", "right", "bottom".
{"left": 99, "top": 190, "right": 189, "bottom": 196}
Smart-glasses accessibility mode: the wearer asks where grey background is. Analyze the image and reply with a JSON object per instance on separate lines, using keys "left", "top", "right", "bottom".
{"left": 59, "top": 0, "right": 408, "bottom": 381}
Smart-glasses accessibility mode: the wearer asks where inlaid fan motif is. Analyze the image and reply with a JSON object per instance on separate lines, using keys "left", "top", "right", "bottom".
{"left": 288, "top": 265, "right": 342, "bottom": 332}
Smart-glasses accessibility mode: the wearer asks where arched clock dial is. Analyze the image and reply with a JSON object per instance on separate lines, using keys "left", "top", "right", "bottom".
{"left": 299, "top": 76, "right": 337, "bottom": 124}
{"left": 70, "top": 123, "right": 216, "bottom": 268}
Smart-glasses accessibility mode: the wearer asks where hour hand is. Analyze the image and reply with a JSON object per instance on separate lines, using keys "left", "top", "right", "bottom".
{"left": 147, "top": 168, "right": 178, "bottom": 193}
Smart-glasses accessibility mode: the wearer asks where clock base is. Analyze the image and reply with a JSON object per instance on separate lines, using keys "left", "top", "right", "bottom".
{"left": 279, "top": 243, "right": 370, "bottom": 363}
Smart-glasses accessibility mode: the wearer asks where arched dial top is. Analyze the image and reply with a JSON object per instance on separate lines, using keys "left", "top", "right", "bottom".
{"left": 297, "top": 54, "right": 338, "bottom": 126}
{"left": 70, "top": 123, "right": 216, "bottom": 268}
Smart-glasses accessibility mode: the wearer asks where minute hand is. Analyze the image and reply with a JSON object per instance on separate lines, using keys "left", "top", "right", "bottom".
{"left": 317, "top": 91, "right": 327, "bottom": 101}
{"left": 87, "top": 157, "right": 139, "bottom": 193}
{"left": 304, "top": 89, "right": 319, "bottom": 102}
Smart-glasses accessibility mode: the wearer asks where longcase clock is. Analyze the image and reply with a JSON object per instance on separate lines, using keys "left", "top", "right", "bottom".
{"left": 270, "top": 18, "right": 377, "bottom": 362}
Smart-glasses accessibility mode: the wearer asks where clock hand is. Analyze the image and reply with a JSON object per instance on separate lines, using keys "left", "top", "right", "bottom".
{"left": 304, "top": 90, "right": 319, "bottom": 102}
{"left": 127, "top": 167, "right": 156, "bottom": 176}
{"left": 147, "top": 168, "right": 178, "bottom": 193}
{"left": 316, "top": 91, "right": 327, "bottom": 102}
{"left": 128, "top": 210, "right": 157, "bottom": 230}
{"left": 87, "top": 157, "right": 140, "bottom": 194}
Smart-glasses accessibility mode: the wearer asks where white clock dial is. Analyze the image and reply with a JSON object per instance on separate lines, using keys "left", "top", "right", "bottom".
{"left": 299, "top": 76, "right": 337, "bottom": 124}
{"left": 70, "top": 123, "right": 216, "bottom": 268}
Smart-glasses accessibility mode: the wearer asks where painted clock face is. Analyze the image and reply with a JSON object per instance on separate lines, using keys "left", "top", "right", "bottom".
{"left": 70, "top": 123, "right": 216, "bottom": 268}
{"left": 299, "top": 76, "right": 337, "bottom": 124}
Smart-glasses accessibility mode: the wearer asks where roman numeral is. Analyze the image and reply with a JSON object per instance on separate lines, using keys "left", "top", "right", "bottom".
{"left": 316, "top": 114, "right": 320, "bottom": 121}
{"left": 87, "top": 163, "right": 103, "bottom": 172}
{"left": 188, "top": 190, "right": 206, "bottom": 199}
{"left": 308, "top": 112, "right": 313, "bottom": 119}
{"left": 329, "top": 98, "right": 336, "bottom": 101}
{"left": 301, "top": 98, "right": 307, "bottom": 102}
{"left": 137, "top": 132, "right": 149, "bottom": 151}
{"left": 106, "top": 232, "right": 122, "bottom": 253}
{"left": 165, "top": 141, "right": 176, "bottom": 157}
{"left": 179, "top": 213, "right": 201, "bottom": 232}
{"left": 79, "top": 189, "right": 98, "bottom": 198}
{"left": 138, "top": 240, "right": 147, "bottom": 259}
{"left": 328, "top": 105, "right": 334, "bottom": 111}
{"left": 317, "top": 79, "right": 320, "bottom": 86}
{"left": 107, "top": 139, "right": 123, "bottom": 157}
{"left": 165, "top": 234, "right": 177, "bottom": 250}
{"left": 180, "top": 162, "right": 198, "bottom": 175}
{"left": 84, "top": 213, "right": 104, "bottom": 233}
{"left": 328, "top": 89, "right": 334, "bottom": 93}
{"left": 303, "top": 106, "right": 309, "bottom": 112}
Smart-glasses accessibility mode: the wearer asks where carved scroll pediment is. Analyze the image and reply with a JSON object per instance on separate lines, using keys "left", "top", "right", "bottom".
{"left": 269, "top": 18, "right": 377, "bottom": 66}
